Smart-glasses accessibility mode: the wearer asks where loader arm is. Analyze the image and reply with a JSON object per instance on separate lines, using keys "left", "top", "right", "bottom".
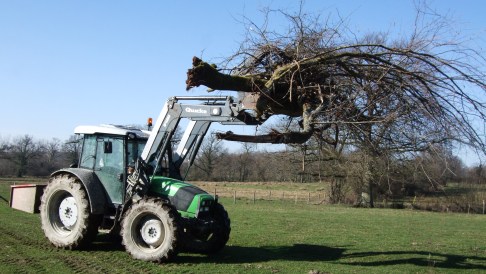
{"left": 140, "top": 96, "right": 259, "bottom": 180}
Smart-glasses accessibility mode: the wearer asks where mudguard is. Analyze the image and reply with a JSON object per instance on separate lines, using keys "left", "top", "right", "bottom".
{"left": 51, "top": 168, "right": 107, "bottom": 215}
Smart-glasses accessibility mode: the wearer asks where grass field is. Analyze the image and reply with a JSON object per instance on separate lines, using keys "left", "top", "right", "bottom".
{"left": 1, "top": 178, "right": 485, "bottom": 273}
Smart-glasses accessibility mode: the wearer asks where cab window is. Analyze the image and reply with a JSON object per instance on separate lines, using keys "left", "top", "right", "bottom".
{"left": 79, "top": 135, "right": 97, "bottom": 169}
{"left": 95, "top": 137, "right": 124, "bottom": 172}
{"left": 127, "top": 140, "right": 146, "bottom": 167}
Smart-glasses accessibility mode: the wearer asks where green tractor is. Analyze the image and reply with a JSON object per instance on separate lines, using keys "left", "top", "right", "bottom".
{"left": 39, "top": 96, "right": 259, "bottom": 262}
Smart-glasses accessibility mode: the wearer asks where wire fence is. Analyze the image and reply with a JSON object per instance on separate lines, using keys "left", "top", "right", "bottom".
{"left": 212, "top": 187, "right": 327, "bottom": 205}
{"left": 204, "top": 185, "right": 486, "bottom": 215}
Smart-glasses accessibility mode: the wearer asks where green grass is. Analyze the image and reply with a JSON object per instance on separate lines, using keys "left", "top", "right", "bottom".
{"left": 1, "top": 179, "right": 485, "bottom": 273}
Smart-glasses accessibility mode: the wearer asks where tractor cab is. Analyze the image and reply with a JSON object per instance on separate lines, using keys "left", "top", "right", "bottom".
{"left": 74, "top": 125, "right": 149, "bottom": 205}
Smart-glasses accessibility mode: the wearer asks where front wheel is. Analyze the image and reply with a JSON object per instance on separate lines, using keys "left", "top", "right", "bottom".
{"left": 121, "top": 198, "right": 180, "bottom": 262}
{"left": 40, "top": 174, "right": 101, "bottom": 249}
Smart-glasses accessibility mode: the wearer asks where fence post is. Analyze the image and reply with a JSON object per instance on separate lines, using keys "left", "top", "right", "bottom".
{"left": 295, "top": 194, "right": 297, "bottom": 204}
{"left": 253, "top": 191, "right": 256, "bottom": 204}
{"left": 483, "top": 200, "right": 485, "bottom": 214}
{"left": 214, "top": 187, "right": 217, "bottom": 197}
{"left": 233, "top": 190, "right": 236, "bottom": 204}
{"left": 269, "top": 190, "right": 271, "bottom": 199}
{"left": 308, "top": 192, "right": 310, "bottom": 204}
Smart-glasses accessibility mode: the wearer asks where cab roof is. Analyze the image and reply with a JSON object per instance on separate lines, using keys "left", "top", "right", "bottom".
{"left": 74, "top": 124, "right": 150, "bottom": 139}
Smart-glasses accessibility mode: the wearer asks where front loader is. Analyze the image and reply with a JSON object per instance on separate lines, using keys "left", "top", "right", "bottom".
{"left": 39, "top": 96, "right": 259, "bottom": 262}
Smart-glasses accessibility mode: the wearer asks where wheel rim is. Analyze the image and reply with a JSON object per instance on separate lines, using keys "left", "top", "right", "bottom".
{"left": 140, "top": 218, "right": 164, "bottom": 246}
{"left": 48, "top": 190, "right": 78, "bottom": 234}
{"left": 132, "top": 214, "right": 166, "bottom": 250}
{"left": 59, "top": 196, "right": 78, "bottom": 228}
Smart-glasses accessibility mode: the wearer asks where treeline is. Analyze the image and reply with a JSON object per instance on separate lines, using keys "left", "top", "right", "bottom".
{"left": 1, "top": 133, "right": 485, "bottom": 205}
{"left": 186, "top": 133, "right": 486, "bottom": 205}
{"left": 0, "top": 135, "right": 78, "bottom": 177}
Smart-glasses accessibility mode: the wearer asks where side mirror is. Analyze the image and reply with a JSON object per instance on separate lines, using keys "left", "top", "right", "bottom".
{"left": 104, "top": 141, "right": 113, "bottom": 154}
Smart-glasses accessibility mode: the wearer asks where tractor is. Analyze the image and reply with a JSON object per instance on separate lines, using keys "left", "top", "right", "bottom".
{"left": 39, "top": 96, "right": 259, "bottom": 262}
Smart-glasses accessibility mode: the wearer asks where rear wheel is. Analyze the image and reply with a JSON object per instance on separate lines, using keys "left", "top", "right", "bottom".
{"left": 40, "top": 174, "right": 101, "bottom": 249}
{"left": 121, "top": 198, "right": 179, "bottom": 262}
{"left": 183, "top": 203, "right": 230, "bottom": 254}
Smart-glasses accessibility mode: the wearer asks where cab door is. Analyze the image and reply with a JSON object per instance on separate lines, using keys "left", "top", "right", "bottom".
{"left": 94, "top": 136, "right": 125, "bottom": 204}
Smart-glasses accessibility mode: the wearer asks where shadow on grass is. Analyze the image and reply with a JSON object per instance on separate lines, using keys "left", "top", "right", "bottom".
{"left": 89, "top": 234, "right": 125, "bottom": 252}
{"left": 90, "top": 239, "right": 346, "bottom": 262}
{"left": 0, "top": 194, "right": 8, "bottom": 203}
{"left": 89, "top": 236, "right": 486, "bottom": 271}
{"left": 175, "top": 244, "right": 346, "bottom": 264}
{"left": 177, "top": 245, "right": 486, "bottom": 270}
{"left": 341, "top": 250, "right": 486, "bottom": 271}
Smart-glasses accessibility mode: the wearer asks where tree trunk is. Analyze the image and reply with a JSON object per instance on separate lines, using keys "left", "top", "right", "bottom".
{"left": 186, "top": 57, "right": 303, "bottom": 117}
{"left": 368, "top": 181, "right": 374, "bottom": 208}
{"left": 216, "top": 130, "right": 313, "bottom": 144}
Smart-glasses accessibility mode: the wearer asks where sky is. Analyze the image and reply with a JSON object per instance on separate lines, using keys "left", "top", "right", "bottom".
{"left": 0, "top": 0, "right": 485, "bottom": 163}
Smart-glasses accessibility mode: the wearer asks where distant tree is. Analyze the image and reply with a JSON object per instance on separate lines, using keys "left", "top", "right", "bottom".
{"left": 42, "top": 138, "right": 63, "bottom": 173}
{"left": 62, "top": 135, "right": 81, "bottom": 166}
{"left": 0, "top": 137, "right": 9, "bottom": 157}
{"left": 0, "top": 137, "right": 13, "bottom": 176}
{"left": 468, "top": 164, "right": 486, "bottom": 184}
{"left": 237, "top": 142, "right": 256, "bottom": 181}
{"left": 192, "top": 132, "right": 227, "bottom": 180}
{"left": 7, "top": 135, "right": 43, "bottom": 177}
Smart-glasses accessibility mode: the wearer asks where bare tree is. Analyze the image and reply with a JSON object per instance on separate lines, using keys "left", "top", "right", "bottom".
{"left": 192, "top": 132, "right": 227, "bottom": 180}
{"left": 237, "top": 142, "right": 256, "bottom": 181}
{"left": 7, "top": 135, "right": 43, "bottom": 177}
{"left": 183, "top": 4, "right": 486, "bottom": 205}
{"left": 62, "top": 135, "right": 81, "bottom": 166}
{"left": 466, "top": 164, "right": 486, "bottom": 185}
{"left": 185, "top": 5, "right": 486, "bottom": 156}
{"left": 43, "top": 138, "right": 62, "bottom": 173}
{"left": 0, "top": 137, "right": 9, "bottom": 157}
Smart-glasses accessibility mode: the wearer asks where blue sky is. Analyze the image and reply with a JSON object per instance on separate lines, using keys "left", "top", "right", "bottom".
{"left": 0, "top": 1, "right": 485, "bottom": 163}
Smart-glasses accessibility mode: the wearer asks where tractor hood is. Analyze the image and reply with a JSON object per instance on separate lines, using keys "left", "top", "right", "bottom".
{"left": 148, "top": 176, "right": 214, "bottom": 217}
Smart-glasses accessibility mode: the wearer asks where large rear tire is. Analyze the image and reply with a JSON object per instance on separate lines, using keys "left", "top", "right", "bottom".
{"left": 121, "top": 198, "right": 179, "bottom": 262}
{"left": 40, "top": 174, "right": 101, "bottom": 249}
{"left": 182, "top": 203, "right": 230, "bottom": 254}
